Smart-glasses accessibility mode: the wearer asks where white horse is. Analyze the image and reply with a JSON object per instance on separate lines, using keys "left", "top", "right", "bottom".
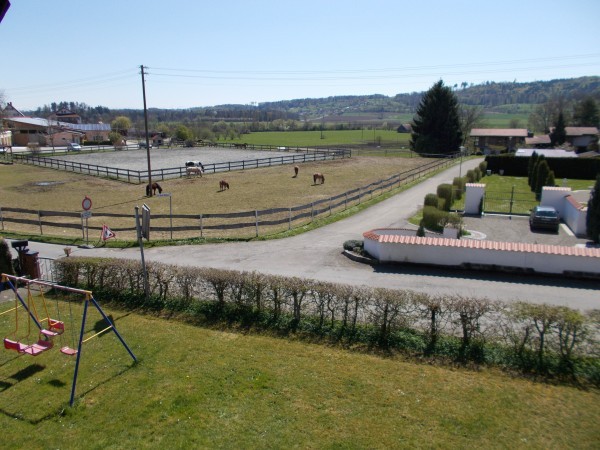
{"left": 186, "top": 166, "right": 203, "bottom": 177}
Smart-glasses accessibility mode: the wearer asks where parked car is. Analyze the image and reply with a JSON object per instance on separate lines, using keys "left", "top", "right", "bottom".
{"left": 529, "top": 206, "right": 560, "bottom": 232}
{"left": 139, "top": 142, "right": 152, "bottom": 149}
{"left": 67, "top": 143, "right": 82, "bottom": 151}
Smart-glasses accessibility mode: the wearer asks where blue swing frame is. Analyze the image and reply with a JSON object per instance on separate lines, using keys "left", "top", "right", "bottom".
{"left": 1, "top": 274, "right": 137, "bottom": 406}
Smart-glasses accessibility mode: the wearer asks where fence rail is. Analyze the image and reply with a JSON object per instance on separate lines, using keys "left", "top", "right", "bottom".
{"left": 0, "top": 157, "right": 454, "bottom": 241}
{"left": 10, "top": 147, "right": 351, "bottom": 184}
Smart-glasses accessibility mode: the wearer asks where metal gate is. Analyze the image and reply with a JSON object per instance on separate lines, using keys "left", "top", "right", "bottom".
{"left": 483, "top": 186, "right": 538, "bottom": 215}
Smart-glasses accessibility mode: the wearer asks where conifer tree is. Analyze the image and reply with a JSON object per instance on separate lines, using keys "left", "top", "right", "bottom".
{"left": 550, "top": 112, "right": 567, "bottom": 146}
{"left": 527, "top": 151, "right": 538, "bottom": 188}
{"left": 410, "top": 80, "right": 463, "bottom": 155}
{"left": 587, "top": 175, "right": 600, "bottom": 244}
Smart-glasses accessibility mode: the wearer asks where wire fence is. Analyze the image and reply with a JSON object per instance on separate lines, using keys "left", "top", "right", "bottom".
{"left": 0, "top": 157, "right": 454, "bottom": 241}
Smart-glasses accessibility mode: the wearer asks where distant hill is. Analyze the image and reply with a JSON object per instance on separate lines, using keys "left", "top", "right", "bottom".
{"left": 26, "top": 76, "right": 600, "bottom": 124}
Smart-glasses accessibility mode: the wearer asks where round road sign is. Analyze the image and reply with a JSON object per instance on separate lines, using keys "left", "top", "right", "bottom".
{"left": 82, "top": 196, "right": 92, "bottom": 211}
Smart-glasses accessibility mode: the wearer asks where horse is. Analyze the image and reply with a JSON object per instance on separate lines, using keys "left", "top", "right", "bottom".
{"left": 186, "top": 166, "right": 203, "bottom": 177}
{"left": 185, "top": 161, "right": 205, "bottom": 170}
{"left": 293, "top": 166, "right": 299, "bottom": 177}
{"left": 146, "top": 182, "right": 163, "bottom": 196}
{"left": 233, "top": 143, "right": 247, "bottom": 149}
{"left": 313, "top": 173, "right": 325, "bottom": 185}
{"left": 219, "top": 180, "right": 230, "bottom": 191}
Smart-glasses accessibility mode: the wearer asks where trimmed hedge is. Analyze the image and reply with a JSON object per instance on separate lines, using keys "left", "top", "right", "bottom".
{"left": 486, "top": 155, "right": 600, "bottom": 179}
{"left": 52, "top": 257, "right": 600, "bottom": 384}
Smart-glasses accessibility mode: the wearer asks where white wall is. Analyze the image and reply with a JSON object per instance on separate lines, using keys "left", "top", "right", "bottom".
{"left": 363, "top": 229, "right": 600, "bottom": 276}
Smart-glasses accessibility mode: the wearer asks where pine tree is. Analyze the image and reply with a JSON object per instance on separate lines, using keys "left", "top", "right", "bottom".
{"left": 535, "top": 160, "right": 550, "bottom": 198}
{"left": 550, "top": 111, "right": 567, "bottom": 146}
{"left": 410, "top": 80, "right": 463, "bottom": 155}
{"left": 527, "top": 151, "right": 538, "bottom": 188}
{"left": 573, "top": 97, "right": 599, "bottom": 128}
{"left": 587, "top": 175, "right": 600, "bottom": 244}
{"left": 530, "top": 154, "right": 545, "bottom": 192}
{"left": 545, "top": 170, "right": 556, "bottom": 188}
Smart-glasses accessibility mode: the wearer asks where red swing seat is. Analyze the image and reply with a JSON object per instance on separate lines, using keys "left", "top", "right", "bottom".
{"left": 4, "top": 338, "right": 29, "bottom": 353}
{"left": 22, "top": 339, "right": 53, "bottom": 356}
{"left": 48, "top": 319, "right": 65, "bottom": 334}
{"left": 60, "top": 346, "right": 78, "bottom": 356}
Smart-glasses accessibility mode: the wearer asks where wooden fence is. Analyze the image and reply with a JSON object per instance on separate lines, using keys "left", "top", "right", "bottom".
{"left": 9, "top": 147, "right": 351, "bottom": 184}
{"left": 0, "top": 158, "right": 454, "bottom": 241}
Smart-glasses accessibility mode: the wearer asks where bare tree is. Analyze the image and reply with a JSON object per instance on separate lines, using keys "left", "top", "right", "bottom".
{"left": 459, "top": 104, "right": 484, "bottom": 146}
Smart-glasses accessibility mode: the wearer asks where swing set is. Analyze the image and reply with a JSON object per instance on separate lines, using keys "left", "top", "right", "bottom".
{"left": 1, "top": 273, "right": 137, "bottom": 406}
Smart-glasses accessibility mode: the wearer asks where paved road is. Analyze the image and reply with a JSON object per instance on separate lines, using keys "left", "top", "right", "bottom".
{"left": 8, "top": 158, "right": 600, "bottom": 310}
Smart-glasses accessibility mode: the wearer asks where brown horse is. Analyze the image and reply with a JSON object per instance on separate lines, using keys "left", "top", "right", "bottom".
{"left": 293, "top": 166, "right": 299, "bottom": 177}
{"left": 146, "top": 182, "right": 163, "bottom": 196}
{"left": 313, "top": 173, "right": 325, "bottom": 185}
{"left": 219, "top": 180, "right": 230, "bottom": 191}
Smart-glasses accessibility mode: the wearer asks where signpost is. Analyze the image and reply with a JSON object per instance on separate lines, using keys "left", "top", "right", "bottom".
{"left": 80, "top": 196, "right": 93, "bottom": 248}
{"left": 135, "top": 205, "right": 150, "bottom": 303}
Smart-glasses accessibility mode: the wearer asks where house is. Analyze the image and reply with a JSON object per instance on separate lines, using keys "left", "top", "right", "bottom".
{"left": 2, "top": 116, "right": 111, "bottom": 146}
{"left": 396, "top": 123, "right": 412, "bottom": 133}
{"left": 564, "top": 127, "right": 598, "bottom": 151}
{"left": 524, "top": 135, "right": 551, "bottom": 148}
{"left": 49, "top": 108, "right": 82, "bottom": 125}
{"left": 514, "top": 148, "right": 578, "bottom": 158}
{"left": 470, "top": 128, "right": 530, "bottom": 153}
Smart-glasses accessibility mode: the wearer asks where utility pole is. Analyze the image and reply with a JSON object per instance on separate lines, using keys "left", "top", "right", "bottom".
{"left": 140, "top": 64, "right": 152, "bottom": 196}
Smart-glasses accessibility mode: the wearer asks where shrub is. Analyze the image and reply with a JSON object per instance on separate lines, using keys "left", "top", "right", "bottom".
{"left": 473, "top": 167, "right": 482, "bottom": 182}
{"left": 452, "top": 177, "right": 465, "bottom": 200}
{"left": 0, "top": 238, "right": 15, "bottom": 278}
{"left": 479, "top": 161, "right": 488, "bottom": 174}
{"left": 466, "top": 169, "right": 476, "bottom": 183}
{"left": 437, "top": 184, "right": 454, "bottom": 211}
{"left": 424, "top": 193, "right": 440, "bottom": 208}
{"left": 422, "top": 206, "right": 449, "bottom": 231}
{"left": 343, "top": 240, "right": 363, "bottom": 253}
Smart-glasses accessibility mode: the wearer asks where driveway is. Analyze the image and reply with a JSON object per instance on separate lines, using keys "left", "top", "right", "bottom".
{"left": 5, "top": 158, "right": 599, "bottom": 310}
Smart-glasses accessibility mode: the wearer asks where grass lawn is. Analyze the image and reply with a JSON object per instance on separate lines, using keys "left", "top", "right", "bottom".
{"left": 0, "top": 156, "right": 431, "bottom": 241}
{"left": 0, "top": 299, "right": 598, "bottom": 449}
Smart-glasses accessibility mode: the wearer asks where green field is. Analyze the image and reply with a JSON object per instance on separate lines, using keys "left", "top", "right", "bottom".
{"left": 228, "top": 130, "right": 412, "bottom": 147}
{"left": 0, "top": 299, "right": 597, "bottom": 448}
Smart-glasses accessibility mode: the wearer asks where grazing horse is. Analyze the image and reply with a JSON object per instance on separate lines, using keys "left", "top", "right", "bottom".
{"left": 313, "top": 173, "right": 325, "bottom": 185}
{"left": 185, "top": 161, "right": 205, "bottom": 170}
{"left": 219, "top": 180, "right": 230, "bottom": 191}
{"left": 293, "top": 166, "right": 299, "bottom": 177}
{"left": 186, "top": 166, "right": 203, "bottom": 177}
{"left": 146, "top": 182, "right": 163, "bottom": 196}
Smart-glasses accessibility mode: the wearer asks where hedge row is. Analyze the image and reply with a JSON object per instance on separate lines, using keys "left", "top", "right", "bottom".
{"left": 485, "top": 155, "right": 600, "bottom": 179}
{"left": 54, "top": 257, "right": 600, "bottom": 384}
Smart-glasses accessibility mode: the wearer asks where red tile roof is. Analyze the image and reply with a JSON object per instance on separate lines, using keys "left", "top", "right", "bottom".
{"left": 362, "top": 229, "right": 600, "bottom": 258}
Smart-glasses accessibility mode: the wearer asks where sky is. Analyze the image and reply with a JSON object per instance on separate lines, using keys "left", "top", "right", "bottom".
{"left": 1, "top": 0, "right": 599, "bottom": 110}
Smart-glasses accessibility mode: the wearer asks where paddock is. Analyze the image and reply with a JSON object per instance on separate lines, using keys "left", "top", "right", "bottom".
{"left": 14, "top": 146, "right": 350, "bottom": 183}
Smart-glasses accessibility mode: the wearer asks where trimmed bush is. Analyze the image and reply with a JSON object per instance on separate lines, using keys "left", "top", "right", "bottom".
{"left": 436, "top": 184, "right": 454, "bottom": 211}
{"left": 452, "top": 177, "right": 465, "bottom": 200}
{"left": 466, "top": 169, "right": 476, "bottom": 183}
{"left": 424, "top": 193, "right": 440, "bottom": 208}
{"left": 422, "top": 206, "right": 449, "bottom": 231}
{"left": 50, "top": 256, "right": 600, "bottom": 385}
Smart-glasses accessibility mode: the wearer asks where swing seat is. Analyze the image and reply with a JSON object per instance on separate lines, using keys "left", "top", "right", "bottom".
{"left": 48, "top": 319, "right": 65, "bottom": 334}
{"left": 23, "top": 339, "right": 53, "bottom": 356}
{"left": 4, "top": 338, "right": 29, "bottom": 353}
{"left": 60, "top": 346, "right": 78, "bottom": 356}
{"left": 40, "top": 328, "right": 59, "bottom": 338}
